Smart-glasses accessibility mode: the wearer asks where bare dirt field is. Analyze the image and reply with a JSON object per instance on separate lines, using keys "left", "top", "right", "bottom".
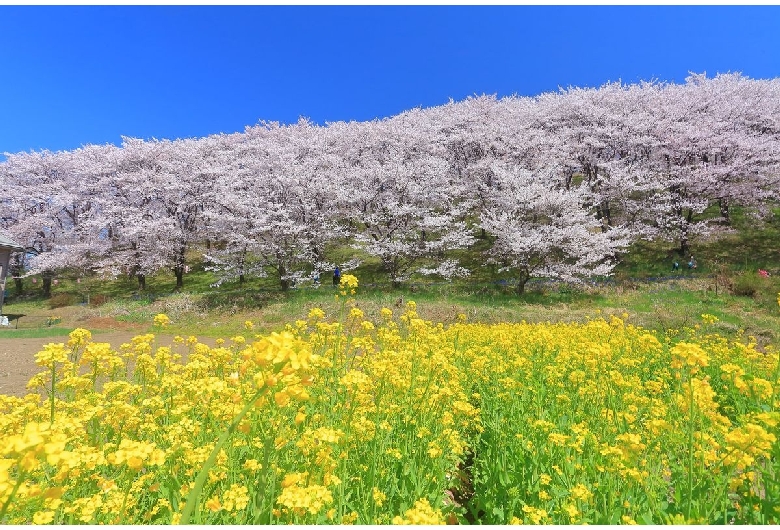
{"left": 0, "top": 329, "right": 217, "bottom": 398}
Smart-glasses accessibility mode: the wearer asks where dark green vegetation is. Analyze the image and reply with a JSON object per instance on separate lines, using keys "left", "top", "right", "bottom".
{"left": 3, "top": 209, "right": 780, "bottom": 343}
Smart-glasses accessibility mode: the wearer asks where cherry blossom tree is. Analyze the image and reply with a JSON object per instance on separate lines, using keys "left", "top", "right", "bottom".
{"left": 2, "top": 72, "right": 779, "bottom": 293}
{"left": 204, "top": 119, "right": 342, "bottom": 290}
{"left": 332, "top": 112, "right": 476, "bottom": 287}
{"left": 0, "top": 148, "right": 107, "bottom": 296}
{"left": 89, "top": 137, "right": 178, "bottom": 289}
{"left": 481, "top": 164, "right": 631, "bottom": 294}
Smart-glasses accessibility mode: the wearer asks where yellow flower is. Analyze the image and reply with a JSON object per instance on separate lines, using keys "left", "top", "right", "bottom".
{"left": 701, "top": 313, "right": 719, "bottom": 324}
{"left": 724, "top": 423, "right": 776, "bottom": 467}
{"left": 308, "top": 307, "right": 326, "bottom": 320}
{"left": 34, "top": 343, "right": 68, "bottom": 368}
{"left": 671, "top": 342, "right": 709, "bottom": 374}
{"left": 521, "top": 505, "right": 549, "bottom": 525}
{"left": 244, "top": 320, "right": 254, "bottom": 330}
{"left": 106, "top": 439, "right": 166, "bottom": 471}
{"left": 372, "top": 487, "right": 387, "bottom": 507}
{"left": 153, "top": 313, "right": 170, "bottom": 327}
{"left": 222, "top": 484, "right": 250, "bottom": 512}
{"left": 32, "top": 510, "right": 55, "bottom": 525}
{"left": 205, "top": 495, "right": 222, "bottom": 512}
{"left": 569, "top": 483, "right": 593, "bottom": 502}
{"left": 277, "top": 483, "right": 334, "bottom": 516}
{"left": 67, "top": 327, "right": 92, "bottom": 348}
{"left": 391, "top": 498, "right": 445, "bottom": 525}
{"left": 340, "top": 274, "right": 359, "bottom": 289}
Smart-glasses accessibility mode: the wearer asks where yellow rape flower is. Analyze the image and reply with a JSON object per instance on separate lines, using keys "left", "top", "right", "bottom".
{"left": 67, "top": 327, "right": 92, "bottom": 349}
{"left": 340, "top": 274, "right": 358, "bottom": 289}
{"left": 701, "top": 313, "right": 719, "bottom": 324}
{"left": 521, "top": 505, "right": 549, "bottom": 525}
{"left": 277, "top": 483, "right": 334, "bottom": 516}
{"left": 106, "top": 439, "right": 166, "bottom": 471}
{"left": 153, "top": 313, "right": 170, "bottom": 327}
{"left": 569, "top": 483, "right": 593, "bottom": 502}
{"left": 308, "top": 307, "right": 326, "bottom": 321}
{"left": 32, "top": 510, "right": 55, "bottom": 525}
{"left": 34, "top": 343, "right": 68, "bottom": 368}
{"left": 205, "top": 495, "right": 222, "bottom": 512}
{"left": 372, "top": 487, "right": 387, "bottom": 507}
{"left": 724, "top": 423, "right": 776, "bottom": 467}
{"left": 222, "top": 484, "right": 249, "bottom": 512}
{"left": 671, "top": 342, "right": 709, "bottom": 374}
{"left": 392, "top": 498, "right": 445, "bottom": 525}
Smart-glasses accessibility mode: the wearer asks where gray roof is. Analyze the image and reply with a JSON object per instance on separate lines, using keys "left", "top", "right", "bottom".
{"left": 0, "top": 233, "right": 24, "bottom": 251}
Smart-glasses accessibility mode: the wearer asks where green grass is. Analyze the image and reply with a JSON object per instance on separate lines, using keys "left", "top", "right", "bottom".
{"left": 0, "top": 327, "right": 73, "bottom": 339}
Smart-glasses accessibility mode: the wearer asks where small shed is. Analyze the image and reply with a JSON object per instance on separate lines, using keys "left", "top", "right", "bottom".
{"left": 0, "top": 233, "right": 24, "bottom": 316}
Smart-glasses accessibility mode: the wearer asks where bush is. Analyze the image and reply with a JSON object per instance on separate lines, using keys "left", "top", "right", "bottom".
{"left": 88, "top": 294, "right": 109, "bottom": 307}
{"left": 48, "top": 292, "right": 77, "bottom": 309}
{"left": 730, "top": 271, "right": 769, "bottom": 297}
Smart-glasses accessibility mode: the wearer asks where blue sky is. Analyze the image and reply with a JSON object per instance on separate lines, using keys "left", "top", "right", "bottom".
{"left": 1, "top": 5, "right": 779, "bottom": 157}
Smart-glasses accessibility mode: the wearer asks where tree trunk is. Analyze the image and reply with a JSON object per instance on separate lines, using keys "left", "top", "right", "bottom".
{"left": 137, "top": 274, "right": 146, "bottom": 291}
{"left": 279, "top": 265, "right": 289, "bottom": 291}
{"left": 174, "top": 246, "right": 186, "bottom": 290}
{"left": 598, "top": 201, "right": 612, "bottom": 232}
{"left": 11, "top": 255, "right": 24, "bottom": 295}
{"left": 42, "top": 274, "right": 52, "bottom": 298}
{"left": 516, "top": 270, "right": 530, "bottom": 295}
{"left": 679, "top": 227, "right": 690, "bottom": 257}
{"left": 719, "top": 198, "right": 731, "bottom": 225}
{"left": 239, "top": 274, "right": 245, "bottom": 284}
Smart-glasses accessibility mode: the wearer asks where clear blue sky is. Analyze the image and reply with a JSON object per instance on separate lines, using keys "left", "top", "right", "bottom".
{"left": 1, "top": 5, "right": 779, "bottom": 156}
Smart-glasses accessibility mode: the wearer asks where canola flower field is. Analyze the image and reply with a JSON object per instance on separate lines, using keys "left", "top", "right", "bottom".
{"left": 1, "top": 275, "right": 779, "bottom": 524}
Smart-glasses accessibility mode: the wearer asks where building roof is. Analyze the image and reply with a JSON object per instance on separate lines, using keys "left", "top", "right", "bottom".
{"left": 0, "top": 233, "right": 24, "bottom": 251}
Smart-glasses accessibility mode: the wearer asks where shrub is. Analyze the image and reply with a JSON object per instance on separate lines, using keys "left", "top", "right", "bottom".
{"left": 47, "top": 292, "right": 77, "bottom": 309}
{"left": 88, "top": 294, "right": 109, "bottom": 307}
{"left": 731, "top": 271, "right": 769, "bottom": 297}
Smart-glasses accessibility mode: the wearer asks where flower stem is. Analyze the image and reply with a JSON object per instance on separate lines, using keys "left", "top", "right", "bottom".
{"left": 179, "top": 386, "right": 267, "bottom": 524}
